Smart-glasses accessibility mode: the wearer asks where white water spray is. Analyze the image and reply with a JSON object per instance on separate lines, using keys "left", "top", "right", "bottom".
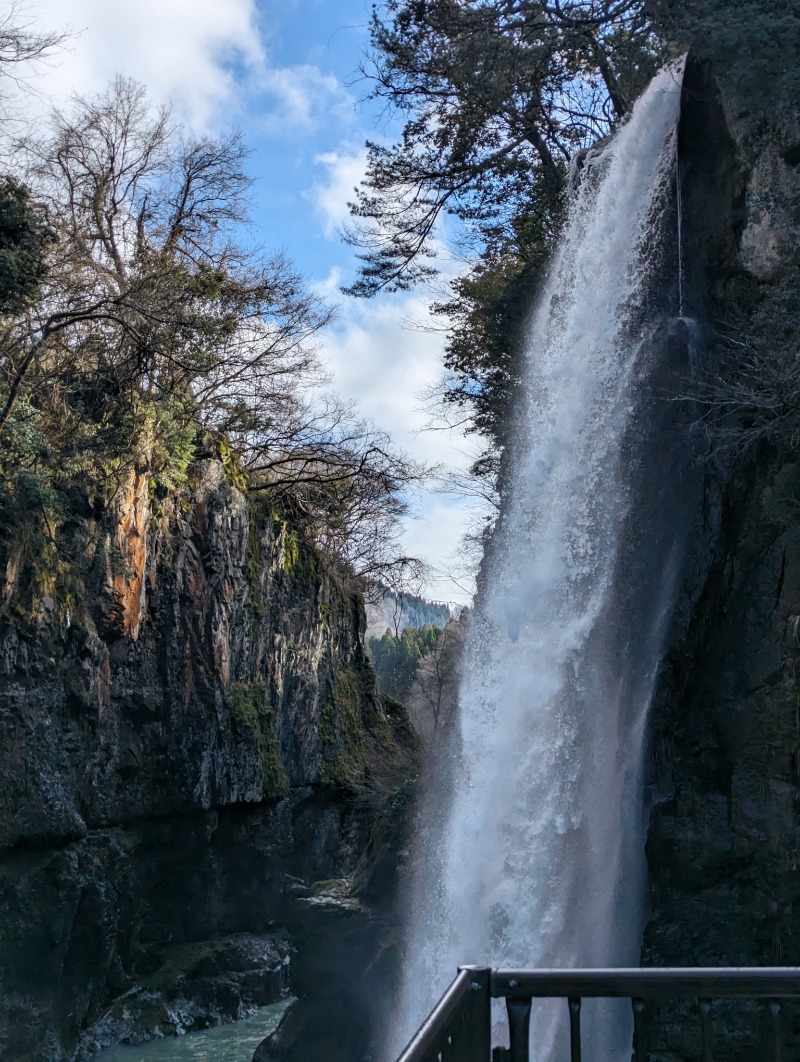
{"left": 392, "top": 61, "right": 686, "bottom": 1061}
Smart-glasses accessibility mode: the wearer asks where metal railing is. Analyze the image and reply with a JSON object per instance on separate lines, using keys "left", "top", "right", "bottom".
{"left": 396, "top": 967, "right": 800, "bottom": 1062}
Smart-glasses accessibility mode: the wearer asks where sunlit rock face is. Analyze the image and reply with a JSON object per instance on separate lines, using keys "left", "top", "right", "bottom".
{"left": 0, "top": 452, "right": 417, "bottom": 1060}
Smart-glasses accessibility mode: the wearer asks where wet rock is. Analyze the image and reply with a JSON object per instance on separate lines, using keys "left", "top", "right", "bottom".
{"left": 80, "top": 934, "right": 290, "bottom": 1054}
{"left": 642, "top": 51, "right": 800, "bottom": 1057}
{"left": 252, "top": 1001, "right": 302, "bottom": 1061}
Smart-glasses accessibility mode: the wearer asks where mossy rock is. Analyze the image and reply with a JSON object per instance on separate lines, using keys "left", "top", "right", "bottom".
{"left": 319, "top": 667, "right": 370, "bottom": 788}
{"left": 228, "top": 681, "right": 290, "bottom": 801}
{"left": 319, "top": 669, "right": 420, "bottom": 796}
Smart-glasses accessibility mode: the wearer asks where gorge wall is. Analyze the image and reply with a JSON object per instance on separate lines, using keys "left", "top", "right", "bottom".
{"left": 0, "top": 449, "right": 418, "bottom": 1060}
{"left": 641, "top": 36, "right": 800, "bottom": 1054}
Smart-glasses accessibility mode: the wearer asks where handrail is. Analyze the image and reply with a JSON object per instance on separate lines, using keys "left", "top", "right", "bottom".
{"left": 396, "top": 967, "right": 490, "bottom": 1062}
{"left": 395, "top": 966, "right": 800, "bottom": 1062}
{"left": 492, "top": 966, "right": 800, "bottom": 998}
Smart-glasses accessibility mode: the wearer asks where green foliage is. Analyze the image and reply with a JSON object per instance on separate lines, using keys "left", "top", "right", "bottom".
{"left": 217, "top": 435, "right": 248, "bottom": 493}
{"left": 346, "top": 0, "right": 665, "bottom": 297}
{"left": 367, "top": 624, "right": 442, "bottom": 703}
{"left": 433, "top": 219, "right": 555, "bottom": 463}
{"left": 0, "top": 177, "right": 54, "bottom": 314}
{"left": 282, "top": 528, "right": 300, "bottom": 573}
{"left": 228, "top": 681, "right": 289, "bottom": 800}
{"left": 0, "top": 403, "right": 82, "bottom": 622}
{"left": 318, "top": 663, "right": 421, "bottom": 793}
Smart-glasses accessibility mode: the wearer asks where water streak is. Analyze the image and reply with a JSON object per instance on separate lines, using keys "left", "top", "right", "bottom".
{"left": 676, "top": 140, "right": 685, "bottom": 316}
{"left": 392, "top": 60, "right": 686, "bottom": 1062}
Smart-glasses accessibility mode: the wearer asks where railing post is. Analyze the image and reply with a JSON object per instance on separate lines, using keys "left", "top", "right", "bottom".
{"left": 698, "top": 998, "right": 713, "bottom": 1062}
{"left": 631, "top": 997, "right": 645, "bottom": 1062}
{"left": 506, "top": 996, "right": 532, "bottom": 1062}
{"left": 768, "top": 1000, "right": 783, "bottom": 1062}
{"left": 458, "top": 966, "right": 492, "bottom": 1062}
{"left": 568, "top": 997, "right": 582, "bottom": 1062}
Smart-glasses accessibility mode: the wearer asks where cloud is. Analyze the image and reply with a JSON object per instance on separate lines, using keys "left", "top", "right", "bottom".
{"left": 308, "top": 146, "right": 367, "bottom": 237}
{"left": 400, "top": 496, "right": 480, "bottom": 604}
{"left": 314, "top": 278, "right": 477, "bottom": 601}
{"left": 23, "top": 0, "right": 264, "bottom": 128}
{"left": 256, "top": 64, "right": 353, "bottom": 137}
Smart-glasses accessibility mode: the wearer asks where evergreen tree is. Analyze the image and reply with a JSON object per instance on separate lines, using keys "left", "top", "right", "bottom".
{"left": 346, "top": 0, "right": 666, "bottom": 297}
{"left": 368, "top": 624, "right": 443, "bottom": 702}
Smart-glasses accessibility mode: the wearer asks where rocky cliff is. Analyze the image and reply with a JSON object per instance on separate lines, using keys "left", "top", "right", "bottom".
{"left": 641, "top": 33, "right": 800, "bottom": 1056}
{"left": 0, "top": 449, "right": 418, "bottom": 1060}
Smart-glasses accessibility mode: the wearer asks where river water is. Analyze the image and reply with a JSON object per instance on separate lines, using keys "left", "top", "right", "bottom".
{"left": 95, "top": 1001, "right": 290, "bottom": 1062}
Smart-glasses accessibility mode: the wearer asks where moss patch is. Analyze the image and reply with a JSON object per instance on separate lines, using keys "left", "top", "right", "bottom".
{"left": 228, "top": 681, "right": 289, "bottom": 800}
{"left": 246, "top": 507, "right": 267, "bottom": 617}
{"left": 217, "top": 435, "right": 248, "bottom": 492}
{"left": 319, "top": 667, "right": 369, "bottom": 788}
{"left": 319, "top": 667, "right": 421, "bottom": 796}
{"left": 282, "top": 528, "right": 300, "bottom": 572}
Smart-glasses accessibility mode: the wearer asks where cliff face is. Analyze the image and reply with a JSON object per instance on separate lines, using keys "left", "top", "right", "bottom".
{"left": 0, "top": 452, "right": 417, "bottom": 1060}
{"left": 642, "top": 47, "right": 800, "bottom": 1054}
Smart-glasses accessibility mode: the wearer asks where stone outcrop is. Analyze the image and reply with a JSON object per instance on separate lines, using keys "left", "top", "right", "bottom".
{"left": 0, "top": 451, "right": 418, "bottom": 1060}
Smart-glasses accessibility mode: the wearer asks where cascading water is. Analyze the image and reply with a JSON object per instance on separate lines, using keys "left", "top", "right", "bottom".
{"left": 391, "top": 60, "right": 687, "bottom": 1061}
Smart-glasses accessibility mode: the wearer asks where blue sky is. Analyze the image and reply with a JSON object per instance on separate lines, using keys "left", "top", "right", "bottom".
{"left": 13, "top": 0, "right": 482, "bottom": 603}
{"left": 243, "top": 0, "right": 377, "bottom": 280}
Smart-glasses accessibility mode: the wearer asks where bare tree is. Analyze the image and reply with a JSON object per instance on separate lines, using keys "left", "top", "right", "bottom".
{"left": 683, "top": 275, "right": 800, "bottom": 453}
{"left": 0, "top": 3, "right": 70, "bottom": 128}
{"left": 407, "top": 615, "right": 467, "bottom": 752}
{"left": 0, "top": 77, "right": 429, "bottom": 587}
{"left": 2, "top": 78, "right": 333, "bottom": 444}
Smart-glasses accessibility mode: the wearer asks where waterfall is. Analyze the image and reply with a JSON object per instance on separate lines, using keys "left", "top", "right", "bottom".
{"left": 391, "top": 59, "right": 686, "bottom": 1062}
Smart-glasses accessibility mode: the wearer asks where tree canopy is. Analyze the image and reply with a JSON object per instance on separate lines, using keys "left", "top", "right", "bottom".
{"left": 0, "top": 76, "right": 427, "bottom": 592}
{"left": 344, "top": 1, "right": 670, "bottom": 496}
{"left": 345, "top": 0, "right": 666, "bottom": 298}
{"left": 368, "top": 623, "right": 443, "bottom": 701}
{"left": 0, "top": 177, "right": 53, "bottom": 313}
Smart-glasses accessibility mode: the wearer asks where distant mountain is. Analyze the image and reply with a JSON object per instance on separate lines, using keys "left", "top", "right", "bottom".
{"left": 365, "top": 590, "right": 453, "bottom": 637}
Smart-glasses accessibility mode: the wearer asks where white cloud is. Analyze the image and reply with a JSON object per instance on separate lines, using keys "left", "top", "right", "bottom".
{"left": 308, "top": 145, "right": 367, "bottom": 237}
{"left": 15, "top": 4, "right": 356, "bottom": 146}
{"left": 400, "top": 496, "right": 482, "bottom": 605}
{"left": 257, "top": 64, "right": 352, "bottom": 136}
{"left": 22, "top": 0, "right": 264, "bottom": 128}
{"left": 315, "top": 279, "right": 477, "bottom": 602}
